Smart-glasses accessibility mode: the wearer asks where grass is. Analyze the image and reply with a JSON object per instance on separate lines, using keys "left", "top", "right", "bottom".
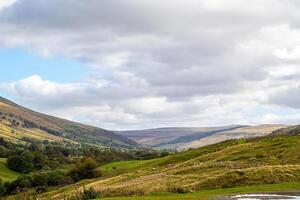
{"left": 100, "top": 182, "right": 300, "bottom": 200}
{"left": 99, "top": 159, "right": 159, "bottom": 176}
{"left": 0, "top": 120, "right": 66, "bottom": 145}
{"left": 0, "top": 98, "right": 137, "bottom": 148}
{"left": 40, "top": 133, "right": 300, "bottom": 199}
{"left": 0, "top": 158, "right": 19, "bottom": 182}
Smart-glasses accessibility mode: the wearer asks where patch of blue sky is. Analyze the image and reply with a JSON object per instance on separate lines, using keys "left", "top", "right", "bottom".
{"left": 243, "top": 105, "right": 298, "bottom": 120}
{"left": 0, "top": 47, "right": 88, "bottom": 83}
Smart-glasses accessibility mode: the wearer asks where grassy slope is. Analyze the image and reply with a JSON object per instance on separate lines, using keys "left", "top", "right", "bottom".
{"left": 0, "top": 158, "right": 19, "bottom": 182}
{"left": 0, "top": 121, "right": 65, "bottom": 144}
{"left": 102, "top": 182, "right": 300, "bottom": 200}
{"left": 41, "top": 132, "right": 300, "bottom": 199}
{"left": 0, "top": 97, "right": 137, "bottom": 148}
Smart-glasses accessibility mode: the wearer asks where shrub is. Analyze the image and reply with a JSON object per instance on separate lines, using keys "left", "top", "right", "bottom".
{"left": 4, "top": 175, "right": 32, "bottom": 195}
{"left": 67, "top": 187, "right": 100, "bottom": 200}
{"left": 69, "top": 157, "right": 101, "bottom": 182}
{"left": 97, "top": 187, "right": 145, "bottom": 198}
{"left": 35, "top": 186, "right": 48, "bottom": 194}
{"left": 167, "top": 186, "right": 190, "bottom": 194}
{"left": 81, "top": 187, "right": 99, "bottom": 200}
{"left": 32, "top": 173, "right": 49, "bottom": 187}
{"left": 47, "top": 171, "right": 66, "bottom": 186}
{"left": 0, "top": 146, "right": 8, "bottom": 157}
{"left": 160, "top": 150, "right": 169, "bottom": 157}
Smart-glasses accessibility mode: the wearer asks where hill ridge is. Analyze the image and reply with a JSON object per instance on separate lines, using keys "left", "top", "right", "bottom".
{"left": 0, "top": 96, "right": 137, "bottom": 148}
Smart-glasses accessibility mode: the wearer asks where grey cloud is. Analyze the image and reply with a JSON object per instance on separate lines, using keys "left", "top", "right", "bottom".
{"left": 271, "top": 85, "right": 300, "bottom": 109}
{"left": 1, "top": 0, "right": 300, "bottom": 128}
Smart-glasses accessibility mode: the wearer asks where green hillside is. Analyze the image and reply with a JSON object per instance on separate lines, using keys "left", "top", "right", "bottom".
{"left": 37, "top": 127, "right": 300, "bottom": 199}
{"left": 0, "top": 97, "right": 137, "bottom": 148}
{"left": 101, "top": 183, "right": 300, "bottom": 200}
{"left": 0, "top": 158, "right": 19, "bottom": 182}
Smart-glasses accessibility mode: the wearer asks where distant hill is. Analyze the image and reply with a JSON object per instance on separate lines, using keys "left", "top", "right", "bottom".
{"left": 0, "top": 97, "right": 137, "bottom": 148}
{"left": 116, "top": 124, "right": 288, "bottom": 149}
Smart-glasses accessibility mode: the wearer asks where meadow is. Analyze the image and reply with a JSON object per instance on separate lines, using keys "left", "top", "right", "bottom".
{"left": 101, "top": 182, "right": 300, "bottom": 200}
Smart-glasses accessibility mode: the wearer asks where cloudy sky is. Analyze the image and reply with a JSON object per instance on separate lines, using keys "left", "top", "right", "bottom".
{"left": 0, "top": 0, "right": 300, "bottom": 130}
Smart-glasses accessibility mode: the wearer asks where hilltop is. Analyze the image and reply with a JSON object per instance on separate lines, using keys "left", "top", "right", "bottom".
{"left": 0, "top": 97, "right": 137, "bottom": 148}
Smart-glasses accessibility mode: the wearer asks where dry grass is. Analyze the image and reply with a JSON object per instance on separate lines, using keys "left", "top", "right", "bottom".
{"left": 28, "top": 128, "right": 300, "bottom": 199}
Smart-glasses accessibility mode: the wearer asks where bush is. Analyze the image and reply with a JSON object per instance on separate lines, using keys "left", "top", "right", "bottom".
{"left": 32, "top": 173, "right": 49, "bottom": 187}
{"left": 69, "top": 157, "right": 101, "bottom": 182}
{"left": 0, "top": 146, "right": 8, "bottom": 157}
{"left": 160, "top": 150, "right": 169, "bottom": 157}
{"left": 167, "top": 186, "right": 190, "bottom": 194}
{"left": 98, "top": 187, "right": 145, "bottom": 198}
{"left": 35, "top": 186, "right": 48, "bottom": 194}
{"left": 67, "top": 187, "right": 100, "bottom": 200}
{"left": 81, "top": 187, "right": 99, "bottom": 200}
{"left": 4, "top": 175, "right": 32, "bottom": 195}
{"left": 7, "top": 154, "right": 33, "bottom": 173}
{"left": 47, "top": 171, "right": 66, "bottom": 186}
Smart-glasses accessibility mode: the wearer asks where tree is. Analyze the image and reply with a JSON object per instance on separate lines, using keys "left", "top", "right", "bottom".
{"left": 0, "top": 146, "right": 8, "bottom": 157}
{"left": 69, "top": 157, "right": 101, "bottom": 182}
{"left": 31, "top": 173, "right": 48, "bottom": 187}
{"left": 7, "top": 151, "right": 46, "bottom": 173}
{"left": 32, "top": 152, "right": 46, "bottom": 170}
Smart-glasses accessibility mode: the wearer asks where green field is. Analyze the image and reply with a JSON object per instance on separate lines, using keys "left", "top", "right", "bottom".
{"left": 101, "top": 182, "right": 300, "bottom": 200}
{"left": 0, "top": 158, "right": 19, "bottom": 182}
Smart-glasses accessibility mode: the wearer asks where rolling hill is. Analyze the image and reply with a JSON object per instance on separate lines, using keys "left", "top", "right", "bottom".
{"left": 38, "top": 125, "right": 300, "bottom": 199}
{"left": 116, "top": 124, "right": 287, "bottom": 149}
{"left": 0, "top": 97, "right": 137, "bottom": 148}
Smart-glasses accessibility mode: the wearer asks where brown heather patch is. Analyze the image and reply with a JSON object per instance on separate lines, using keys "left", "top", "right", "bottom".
{"left": 193, "top": 164, "right": 300, "bottom": 189}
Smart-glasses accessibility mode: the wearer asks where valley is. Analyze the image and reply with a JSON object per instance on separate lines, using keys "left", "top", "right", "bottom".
{"left": 35, "top": 125, "right": 300, "bottom": 199}
{"left": 116, "top": 124, "right": 287, "bottom": 150}
{"left": 2, "top": 1, "right": 300, "bottom": 200}
{"left": 0, "top": 97, "right": 299, "bottom": 200}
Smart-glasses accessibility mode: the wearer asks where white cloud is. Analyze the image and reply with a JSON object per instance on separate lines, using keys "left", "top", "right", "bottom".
{"left": 274, "top": 46, "right": 300, "bottom": 60}
{"left": 0, "top": 0, "right": 16, "bottom": 10}
{"left": 1, "top": 0, "right": 300, "bottom": 129}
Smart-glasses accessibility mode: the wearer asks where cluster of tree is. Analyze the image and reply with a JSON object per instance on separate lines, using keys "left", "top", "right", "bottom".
{"left": 0, "top": 136, "right": 170, "bottom": 197}
{"left": 0, "top": 157, "right": 101, "bottom": 196}
{"left": 0, "top": 138, "right": 23, "bottom": 152}
{"left": 2, "top": 136, "right": 167, "bottom": 174}
{"left": 69, "top": 157, "right": 101, "bottom": 182}
{"left": 7, "top": 151, "right": 46, "bottom": 173}
{"left": 5, "top": 148, "right": 162, "bottom": 175}
{"left": 84, "top": 146, "right": 169, "bottom": 164}
{"left": 5, "top": 141, "right": 73, "bottom": 173}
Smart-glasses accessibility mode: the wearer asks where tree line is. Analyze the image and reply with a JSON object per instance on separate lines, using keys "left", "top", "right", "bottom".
{"left": 0, "top": 137, "right": 169, "bottom": 197}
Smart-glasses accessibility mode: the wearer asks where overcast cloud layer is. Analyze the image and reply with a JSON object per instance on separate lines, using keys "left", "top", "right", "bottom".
{"left": 1, "top": 0, "right": 300, "bottom": 130}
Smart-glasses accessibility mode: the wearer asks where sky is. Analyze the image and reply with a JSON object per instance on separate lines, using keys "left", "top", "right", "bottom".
{"left": 1, "top": 0, "right": 300, "bottom": 130}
